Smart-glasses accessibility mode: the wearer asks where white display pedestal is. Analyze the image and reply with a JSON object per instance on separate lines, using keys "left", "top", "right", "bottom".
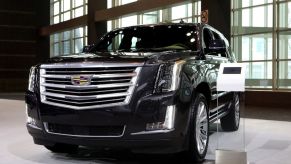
{"left": 216, "top": 63, "right": 247, "bottom": 164}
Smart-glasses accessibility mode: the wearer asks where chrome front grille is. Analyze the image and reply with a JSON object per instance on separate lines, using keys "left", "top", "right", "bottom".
{"left": 40, "top": 62, "right": 142, "bottom": 110}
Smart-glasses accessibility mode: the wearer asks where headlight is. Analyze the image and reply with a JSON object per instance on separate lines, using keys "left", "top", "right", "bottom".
{"left": 154, "top": 60, "right": 185, "bottom": 93}
{"left": 28, "top": 66, "right": 36, "bottom": 92}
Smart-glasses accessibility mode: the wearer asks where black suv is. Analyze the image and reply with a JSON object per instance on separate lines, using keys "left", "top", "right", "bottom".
{"left": 25, "top": 23, "right": 240, "bottom": 162}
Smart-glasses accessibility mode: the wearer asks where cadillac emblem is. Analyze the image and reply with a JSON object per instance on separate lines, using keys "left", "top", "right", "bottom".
{"left": 71, "top": 75, "right": 92, "bottom": 86}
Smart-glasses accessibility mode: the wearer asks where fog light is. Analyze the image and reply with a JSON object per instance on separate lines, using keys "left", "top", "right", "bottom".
{"left": 26, "top": 105, "right": 38, "bottom": 127}
{"left": 146, "top": 105, "right": 176, "bottom": 131}
{"left": 27, "top": 116, "right": 37, "bottom": 126}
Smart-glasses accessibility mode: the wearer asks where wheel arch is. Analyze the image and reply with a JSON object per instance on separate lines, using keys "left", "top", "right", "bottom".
{"left": 193, "top": 82, "right": 211, "bottom": 106}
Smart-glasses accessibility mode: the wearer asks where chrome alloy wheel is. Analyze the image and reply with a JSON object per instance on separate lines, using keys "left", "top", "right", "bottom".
{"left": 195, "top": 102, "right": 208, "bottom": 155}
{"left": 234, "top": 94, "right": 240, "bottom": 127}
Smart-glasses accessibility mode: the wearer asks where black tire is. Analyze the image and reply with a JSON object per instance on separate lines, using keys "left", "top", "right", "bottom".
{"left": 220, "top": 93, "right": 240, "bottom": 132}
{"left": 44, "top": 143, "right": 78, "bottom": 153}
{"left": 187, "top": 93, "right": 209, "bottom": 162}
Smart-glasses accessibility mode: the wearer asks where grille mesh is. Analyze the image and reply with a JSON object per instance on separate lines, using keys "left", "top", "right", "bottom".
{"left": 40, "top": 63, "right": 142, "bottom": 110}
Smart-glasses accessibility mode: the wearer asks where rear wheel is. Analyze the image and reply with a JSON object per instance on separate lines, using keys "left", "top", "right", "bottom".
{"left": 44, "top": 143, "right": 78, "bottom": 153}
{"left": 220, "top": 93, "right": 240, "bottom": 131}
{"left": 187, "top": 93, "right": 209, "bottom": 162}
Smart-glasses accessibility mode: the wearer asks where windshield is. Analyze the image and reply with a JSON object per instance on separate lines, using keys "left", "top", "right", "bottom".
{"left": 91, "top": 25, "right": 198, "bottom": 54}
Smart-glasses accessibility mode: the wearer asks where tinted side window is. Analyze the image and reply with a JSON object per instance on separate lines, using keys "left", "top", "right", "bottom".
{"left": 203, "top": 28, "right": 213, "bottom": 50}
{"left": 212, "top": 31, "right": 221, "bottom": 40}
{"left": 211, "top": 30, "right": 228, "bottom": 58}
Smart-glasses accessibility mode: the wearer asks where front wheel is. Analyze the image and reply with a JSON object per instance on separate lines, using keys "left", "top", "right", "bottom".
{"left": 220, "top": 93, "right": 240, "bottom": 131}
{"left": 187, "top": 93, "right": 209, "bottom": 162}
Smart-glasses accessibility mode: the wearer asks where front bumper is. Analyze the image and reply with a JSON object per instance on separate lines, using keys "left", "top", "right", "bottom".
{"left": 25, "top": 91, "right": 191, "bottom": 154}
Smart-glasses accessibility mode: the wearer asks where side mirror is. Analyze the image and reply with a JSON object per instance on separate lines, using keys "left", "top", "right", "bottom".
{"left": 82, "top": 44, "right": 95, "bottom": 53}
{"left": 208, "top": 39, "right": 226, "bottom": 53}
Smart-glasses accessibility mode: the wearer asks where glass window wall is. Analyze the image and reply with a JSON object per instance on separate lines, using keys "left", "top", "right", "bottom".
{"left": 50, "top": 0, "right": 88, "bottom": 25}
{"left": 50, "top": 26, "right": 88, "bottom": 57}
{"left": 232, "top": 0, "right": 291, "bottom": 90}
{"left": 107, "top": 0, "right": 201, "bottom": 31}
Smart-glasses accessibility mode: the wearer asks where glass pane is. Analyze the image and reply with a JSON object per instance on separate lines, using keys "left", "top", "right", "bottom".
{"left": 54, "top": 16, "right": 60, "bottom": 24}
{"left": 62, "top": 0, "right": 71, "bottom": 12}
{"left": 63, "top": 11, "right": 70, "bottom": 21}
{"left": 268, "top": 5, "right": 273, "bottom": 27}
{"left": 74, "top": 38, "right": 83, "bottom": 53}
{"left": 143, "top": 11, "right": 158, "bottom": 25}
{"left": 279, "top": 2, "right": 291, "bottom": 28}
{"left": 242, "top": 9, "right": 250, "bottom": 27}
{"left": 73, "top": 0, "right": 83, "bottom": 8}
{"left": 54, "top": 34, "right": 59, "bottom": 42}
{"left": 63, "top": 31, "right": 71, "bottom": 40}
{"left": 252, "top": 37, "right": 265, "bottom": 60}
{"left": 242, "top": 0, "right": 250, "bottom": 8}
{"left": 63, "top": 41, "right": 70, "bottom": 55}
{"left": 85, "top": 36, "right": 88, "bottom": 45}
{"left": 253, "top": 0, "right": 267, "bottom": 6}
{"left": 242, "top": 37, "right": 250, "bottom": 61}
{"left": 74, "top": 27, "right": 84, "bottom": 38}
{"left": 74, "top": 7, "right": 84, "bottom": 18}
{"left": 252, "top": 7, "right": 265, "bottom": 27}
{"left": 53, "top": 43, "right": 60, "bottom": 56}
{"left": 278, "top": 31, "right": 291, "bottom": 59}
{"left": 172, "top": 4, "right": 187, "bottom": 20}
{"left": 107, "top": 21, "right": 112, "bottom": 32}
{"left": 107, "top": 0, "right": 112, "bottom": 8}
{"left": 121, "top": 0, "right": 136, "bottom": 5}
{"left": 85, "top": 26, "right": 88, "bottom": 36}
{"left": 187, "top": 3, "right": 192, "bottom": 17}
{"left": 54, "top": 2, "right": 60, "bottom": 15}
{"left": 278, "top": 61, "right": 291, "bottom": 88}
{"left": 245, "top": 62, "right": 272, "bottom": 88}
{"left": 233, "top": 34, "right": 272, "bottom": 62}
{"left": 187, "top": 18, "right": 193, "bottom": 23}
{"left": 121, "top": 15, "right": 137, "bottom": 27}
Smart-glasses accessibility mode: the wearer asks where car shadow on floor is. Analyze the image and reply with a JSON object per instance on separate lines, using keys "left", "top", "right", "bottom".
{"left": 54, "top": 147, "right": 214, "bottom": 164}
{"left": 0, "top": 93, "right": 24, "bottom": 101}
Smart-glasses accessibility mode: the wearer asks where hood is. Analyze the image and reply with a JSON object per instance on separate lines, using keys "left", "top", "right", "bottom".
{"left": 45, "top": 51, "right": 197, "bottom": 65}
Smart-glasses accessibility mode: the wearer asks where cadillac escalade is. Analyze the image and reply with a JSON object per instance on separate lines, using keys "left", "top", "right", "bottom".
{"left": 25, "top": 23, "right": 240, "bottom": 162}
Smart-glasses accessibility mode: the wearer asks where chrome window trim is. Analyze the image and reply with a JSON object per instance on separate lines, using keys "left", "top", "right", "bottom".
{"left": 43, "top": 122, "right": 126, "bottom": 138}
{"left": 131, "top": 129, "right": 175, "bottom": 135}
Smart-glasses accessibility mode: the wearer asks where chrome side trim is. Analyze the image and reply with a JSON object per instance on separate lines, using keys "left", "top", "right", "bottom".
{"left": 131, "top": 129, "right": 174, "bottom": 135}
{"left": 43, "top": 122, "right": 126, "bottom": 138}
{"left": 41, "top": 62, "right": 144, "bottom": 69}
{"left": 209, "top": 104, "right": 225, "bottom": 114}
{"left": 212, "top": 91, "right": 229, "bottom": 100}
